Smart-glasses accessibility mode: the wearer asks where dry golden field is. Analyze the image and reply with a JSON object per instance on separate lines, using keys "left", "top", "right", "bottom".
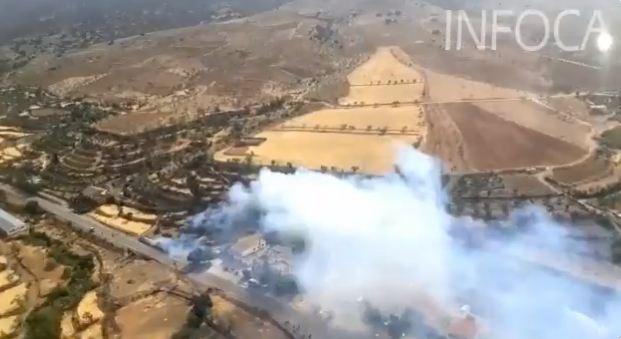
{"left": 218, "top": 46, "right": 428, "bottom": 174}
{"left": 89, "top": 204, "right": 155, "bottom": 236}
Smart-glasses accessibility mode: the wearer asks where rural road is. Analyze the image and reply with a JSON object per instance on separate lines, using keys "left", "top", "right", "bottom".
{"left": 0, "top": 183, "right": 338, "bottom": 339}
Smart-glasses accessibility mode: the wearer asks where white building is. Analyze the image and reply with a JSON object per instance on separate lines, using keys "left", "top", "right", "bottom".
{"left": 229, "top": 233, "right": 266, "bottom": 260}
{"left": 0, "top": 208, "right": 27, "bottom": 238}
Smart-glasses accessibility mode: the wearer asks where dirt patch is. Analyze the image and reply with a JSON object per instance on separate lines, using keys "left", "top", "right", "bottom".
{"left": 17, "top": 244, "right": 65, "bottom": 283}
{"left": 109, "top": 260, "right": 175, "bottom": 301}
{"left": 116, "top": 293, "right": 190, "bottom": 339}
{"left": 211, "top": 295, "right": 289, "bottom": 339}
{"left": 445, "top": 103, "right": 586, "bottom": 171}
{"left": 94, "top": 112, "right": 175, "bottom": 136}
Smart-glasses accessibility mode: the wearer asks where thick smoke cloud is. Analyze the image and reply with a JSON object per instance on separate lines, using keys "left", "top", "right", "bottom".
{"left": 191, "top": 148, "right": 621, "bottom": 338}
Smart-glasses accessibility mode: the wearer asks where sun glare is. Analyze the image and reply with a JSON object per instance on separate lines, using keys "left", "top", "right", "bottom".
{"left": 597, "top": 32, "right": 614, "bottom": 52}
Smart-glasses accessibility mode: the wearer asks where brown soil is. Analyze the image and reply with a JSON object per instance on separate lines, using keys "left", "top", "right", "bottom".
{"left": 445, "top": 103, "right": 586, "bottom": 171}
{"left": 211, "top": 295, "right": 289, "bottom": 339}
{"left": 115, "top": 293, "right": 190, "bottom": 339}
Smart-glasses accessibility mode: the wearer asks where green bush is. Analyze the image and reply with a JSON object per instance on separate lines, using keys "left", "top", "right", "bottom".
{"left": 24, "top": 306, "right": 62, "bottom": 339}
{"left": 601, "top": 126, "right": 621, "bottom": 149}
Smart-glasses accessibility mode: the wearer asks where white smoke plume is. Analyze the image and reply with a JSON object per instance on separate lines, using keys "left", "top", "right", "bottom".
{"left": 191, "top": 148, "right": 621, "bottom": 338}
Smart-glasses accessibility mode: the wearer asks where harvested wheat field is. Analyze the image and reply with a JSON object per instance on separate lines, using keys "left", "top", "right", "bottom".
{"left": 347, "top": 47, "right": 424, "bottom": 85}
{"left": 340, "top": 47, "right": 424, "bottom": 105}
{"left": 116, "top": 293, "right": 190, "bottom": 339}
{"left": 279, "top": 106, "right": 425, "bottom": 132}
{"left": 218, "top": 46, "right": 427, "bottom": 174}
{"left": 444, "top": 103, "right": 586, "bottom": 171}
{"left": 89, "top": 205, "right": 152, "bottom": 236}
{"left": 340, "top": 83, "right": 424, "bottom": 106}
{"left": 0, "top": 146, "right": 24, "bottom": 164}
{"left": 98, "top": 204, "right": 157, "bottom": 223}
{"left": 425, "top": 69, "right": 528, "bottom": 103}
{"left": 249, "top": 132, "right": 420, "bottom": 173}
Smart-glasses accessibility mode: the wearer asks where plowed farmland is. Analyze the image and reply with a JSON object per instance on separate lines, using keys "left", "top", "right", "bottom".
{"left": 445, "top": 103, "right": 587, "bottom": 171}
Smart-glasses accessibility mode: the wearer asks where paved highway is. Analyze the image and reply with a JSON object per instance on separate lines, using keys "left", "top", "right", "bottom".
{"left": 0, "top": 183, "right": 340, "bottom": 339}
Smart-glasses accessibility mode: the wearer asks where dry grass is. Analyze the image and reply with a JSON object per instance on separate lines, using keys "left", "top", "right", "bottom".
{"left": 340, "top": 47, "right": 424, "bottom": 105}
{"left": 217, "top": 46, "right": 427, "bottom": 174}
{"left": 425, "top": 69, "right": 527, "bottom": 102}
{"left": 347, "top": 47, "right": 423, "bottom": 85}
{"left": 246, "top": 131, "right": 419, "bottom": 174}
{"left": 280, "top": 106, "right": 425, "bottom": 131}
{"left": 340, "top": 84, "right": 424, "bottom": 105}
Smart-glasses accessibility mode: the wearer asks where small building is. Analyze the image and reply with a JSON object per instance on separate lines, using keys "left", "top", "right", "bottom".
{"left": 229, "top": 233, "right": 266, "bottom": 259}
{"left": 0, "top": 208, "right": 28, "bottom": 238}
